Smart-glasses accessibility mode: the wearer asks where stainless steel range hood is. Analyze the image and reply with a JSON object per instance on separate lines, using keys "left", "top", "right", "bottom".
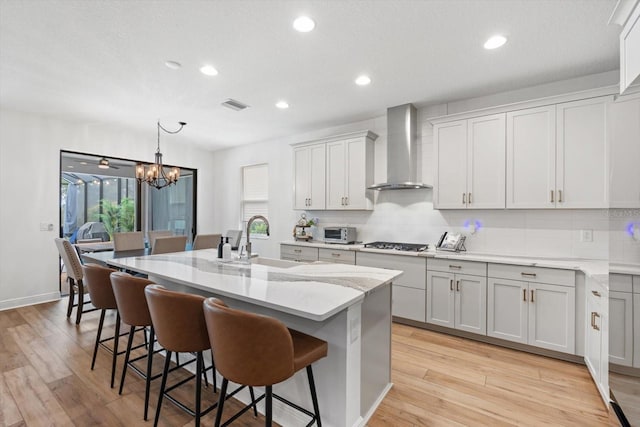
{"left": 369, "top": 103, "right": 431, "bottom": 190}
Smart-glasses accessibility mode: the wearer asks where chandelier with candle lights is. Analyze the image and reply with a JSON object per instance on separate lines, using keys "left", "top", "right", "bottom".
{"left": 136, "top": 121, "right": 186, "bottom": 189}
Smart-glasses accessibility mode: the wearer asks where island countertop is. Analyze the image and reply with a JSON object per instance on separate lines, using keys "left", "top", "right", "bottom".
{"left": 106, "top": 248, "right": 402, "bottom": 321}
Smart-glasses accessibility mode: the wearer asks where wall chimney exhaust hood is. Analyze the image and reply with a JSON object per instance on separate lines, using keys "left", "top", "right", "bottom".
{"left": 369, "top": 103, "right": 431, "bottom": 190}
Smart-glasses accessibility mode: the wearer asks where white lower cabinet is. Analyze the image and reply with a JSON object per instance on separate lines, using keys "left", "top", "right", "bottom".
{"left": 356, "top": 252, "right": 426, "bottom": 323}
{"left": 280, "top": 244, "right": 318, "bottom": 262}
{"left": 585, "top": 275, "right": 608, "bottom": 404}
{"left": 487, "top": 264, "right": 576, "bottom": 354}
{"left": 609, "top": 290, "right": 634, "bottom": 366}
{"left": 634, "top": 293, "right": 640, "bottom": 368}
{"left": 426, "top": 269, "right": 487, "bottom": 335}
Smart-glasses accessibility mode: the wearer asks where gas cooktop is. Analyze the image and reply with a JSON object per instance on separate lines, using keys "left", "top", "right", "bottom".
{"left": 363, "top": 241, "right": 428, "bottom": 252}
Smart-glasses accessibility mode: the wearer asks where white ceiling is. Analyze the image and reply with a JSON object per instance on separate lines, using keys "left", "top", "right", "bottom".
{"left": 0, "top": 0, "right": 621, "bottom": 151}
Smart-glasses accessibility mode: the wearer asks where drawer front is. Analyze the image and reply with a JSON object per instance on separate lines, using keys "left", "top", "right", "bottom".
{"left": 610, "top": 273, "right": 633, "bottom": 293}
{"left": 428, "top": 258, "right": 487, "bottom": 277}
{"left": 318, "top": 248, "right": 356, "bottom": 265}
{"left": 280, "top": 245, "right": 318, "bottom": 262}
{"left": 356, "top": 252, "right": 426, "bottom": 289}
{"left": 392, "top": 285, "right": 426, "bottom": 322}
{"left": 488, "top": 263, "right": 575, "bottom": 287}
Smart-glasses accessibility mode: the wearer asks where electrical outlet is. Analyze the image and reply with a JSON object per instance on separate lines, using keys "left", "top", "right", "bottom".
{"left": 580, "top": 229, "right": 593, "bottom": 242}
{"left": 40, "top": 222, "right": 54, "bottom": 231}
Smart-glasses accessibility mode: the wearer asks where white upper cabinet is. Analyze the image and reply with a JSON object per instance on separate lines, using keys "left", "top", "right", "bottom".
{"left": 506, "top": 105, "right": 556, "bottom": 208}
{"left": 293, "top": 143, "right": 326, "bottom": 210}
{"left": 505, "top": 96, "right": 610, "bottom": 209}
{"left": 326, "top": 135, "right": 375, "bottom": 210}
{"left": 434, "top": 113, "right": 505, "bottom": 209}
{"left": 556, "top": 97, "right": 609, "bottom": 209}
{"left": 620, "top": 2, "right": 640, "bottom": 93}
{"left": 609, "top": 93, "right": 640, "bottom": 208}
{"left": 292, "top": 130, "right": 376, "bottom": 211}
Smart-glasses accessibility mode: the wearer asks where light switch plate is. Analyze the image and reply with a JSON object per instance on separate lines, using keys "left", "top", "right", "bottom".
{"left": 580, "top": 229, "right": 593, "bottom": 242}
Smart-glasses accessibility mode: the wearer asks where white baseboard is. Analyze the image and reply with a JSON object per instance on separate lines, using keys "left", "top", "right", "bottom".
{"left": 0, "top": 292, "right": 61, "bottom": 312}
{"left": 359, "top": 382, "right": 393, "bottom": 426}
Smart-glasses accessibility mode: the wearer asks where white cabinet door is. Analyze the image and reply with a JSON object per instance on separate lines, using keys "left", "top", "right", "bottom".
{"left": 326, "top": 140, "right": 346, "bottom": 210}
{"left": 585, "top": 292, "right": 603, "bottom": 390}
{"left": 426, "top": 271, "right": 455, "bottom": 328}
{"left": 293, "top": 144, "right": 325, "bottom": 210}
{"left": 609, "top": 93, "right": 640, "bottom": 208}
{"left": 528, "top": 283, "right": 575, "bottom": 353}
{"left": 506, "top": 105, "right": 556, "bottom": 208}
{"left": 621, "top": 3, "right": 640, "bottom": 92}
{"left": 609, "top": 291, "right": 633, "bottom": 366}
{"left": 634, "top": 293, "right": 640, "bottom": 368}
{"left": 487, "top": 278, "right": 527, "bottom": 344}
{"left": 556, "top": 97, "right": 609, "bottom": 209}
{"left": 344, "top": 138, "right": 369, "bottom": 209}
{"left": 392, "top": 285, "right": 426, "bottom": 323}
{"left": 434, "top": 120, "right": 467, "bottom": 209}
{"left": 454, "top": 274, "right": 487, "bottom": 335}
{"left": 467, "top": 114, "right": 506, "bottom": 209}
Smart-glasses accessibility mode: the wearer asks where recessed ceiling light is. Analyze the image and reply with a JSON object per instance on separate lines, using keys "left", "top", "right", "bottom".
{"left": 200, "top": 65, "right": 219, "bottom": 76}
{"left": 80, "top": 161, "right": 87, "bottom": 165}
{"left": 355, "top": 75, "right": 371, "bottom": 86}
{"left": 484, "top": 35, "right": 507, "bottom": 50}
{"left": 67, "top": 165, "right": 74, "bottom": 169}
{"left": 293, "top": 16, "right": 315, "bottom": 32}
{"left": 276, "top": 101, "right": 290, "bottom": 109}
{"left": 165, "top": 60, "right": 182, "bottom": 70}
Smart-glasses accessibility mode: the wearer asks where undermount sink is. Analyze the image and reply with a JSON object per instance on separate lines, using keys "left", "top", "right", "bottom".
{"left": 223, "top": 257, "right": 299, "bottom": 269}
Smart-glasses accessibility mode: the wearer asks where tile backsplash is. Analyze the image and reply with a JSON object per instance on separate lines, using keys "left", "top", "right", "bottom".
{"left": 310, "top": 190, "right": 614, "bottom": 261}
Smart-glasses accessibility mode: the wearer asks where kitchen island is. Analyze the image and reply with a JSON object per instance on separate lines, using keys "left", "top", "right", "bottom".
{"left": 106, "top": 249, "right": 402, "bottom": 427}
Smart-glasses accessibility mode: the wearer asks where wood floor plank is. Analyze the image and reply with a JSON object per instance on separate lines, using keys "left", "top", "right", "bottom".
{"left": 7, "top": 324, "right": 72, "bottom": 384}
{"left": 15, "top": 305, "right": 64, "bottom": 338}
{"left": 3, "top": 365, "right": 73, "bottom": 426}
{"left": 0, "top": 372, "right": 23, "bottom": 426}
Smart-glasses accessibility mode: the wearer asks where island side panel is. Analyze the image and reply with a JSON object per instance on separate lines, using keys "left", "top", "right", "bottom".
{"left": 360, "top": 282, "right": 392, "bottom": 420}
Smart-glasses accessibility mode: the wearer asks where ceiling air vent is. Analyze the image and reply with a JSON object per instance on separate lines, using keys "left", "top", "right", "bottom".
{"left": 221, "top": 98, "right": 250, "bottom": 111}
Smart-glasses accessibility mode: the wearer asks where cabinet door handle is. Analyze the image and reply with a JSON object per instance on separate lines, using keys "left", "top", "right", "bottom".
{"left": 456, "top": 280, "right": 460, "bottom": 292}
{"left": 345, "top": 196, "right": 348, "bottom": 205}
{"left": 450, "top": 279, "right": 453, "bottom": 291}
{"left": 462, "top": 193, "right": 466, "bottom": 204}
{"left": 590, "top": 312, "right": 595, "bottom": 328}
{"left": 449, "top": 265, "right": 462, "bottom": 270}
{"left": 521, "top": 272, "right": 537, "bottom": 278}
{"left": 558, "top": 190, "right": 563, "bottom": 203}
{"left": 341, "top": 197, "right": 344, "bottom": 206}
{"left": 593, "top": 312, "right": 600, "bottom": 330}
{"left": 523, "top": 288, "right": 527, "bottom": 301}
{"left": 550, "top": 190, "right": 554, "bottom": 203}
{"left": 530, "top": 289, "right": 534, "bottom": 303}
{"left": 331, "top": 253, "right": 341, "bottom": 257}
{"left": 468, "top": 193, "right": 472, "bottom": 204}
{"left": 591, "top": 290, "right": 601, "bottom": 297}
{"left": 308, "top": 198, "right": 311, "bottom": 206}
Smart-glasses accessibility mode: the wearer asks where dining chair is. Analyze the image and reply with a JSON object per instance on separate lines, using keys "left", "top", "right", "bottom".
{"left": 203, "top": 297, "right": 326, "bottom": 427}
{"left": 54, "top": 238, "right": 98, "bottom": 324}
{"left": 147, "top": 230, "right": 173, "bottom": 249}
{"left": 151, "top": 236, "right": 187, "bottom": 255}
{"left": 113, "top": 231, "right": 145, "bottom": 251}
{"left": 192, "top": 233, "right": 222, "bottom": 250}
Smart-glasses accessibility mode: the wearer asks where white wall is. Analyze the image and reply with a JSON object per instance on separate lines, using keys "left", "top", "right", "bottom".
{"left": 211, "top": 71, "right": 619, "bottom": 262}
{"left": 0, "top": 109, "right": 216, "bottom": 309}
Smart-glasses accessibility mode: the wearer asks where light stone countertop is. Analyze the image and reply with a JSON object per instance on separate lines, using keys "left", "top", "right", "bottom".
{"left": 107, "top": 248, "right": 402, "bottom": 322}
{"left": 609, "top": 262, "right": 640, "bottom": 275}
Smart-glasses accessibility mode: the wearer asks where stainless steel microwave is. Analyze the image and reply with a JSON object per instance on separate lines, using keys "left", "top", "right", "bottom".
{"left": 323, "top": 227, "right": 357, "bottom": 244}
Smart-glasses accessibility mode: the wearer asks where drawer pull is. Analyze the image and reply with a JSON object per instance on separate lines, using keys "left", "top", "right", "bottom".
{"left": 294, "top": 249, "right": 302, "bottom": 253}
{"left": 450, "top": 279, "right": 453, "bottom": 291}
{"left": 550, "top": 190, "right": 554, "bottom": 203}
{"left": 523, "top": 288, "right": 527, "bottom": 301}
{"left": 468, "top": 192, "right": 472, "bottom": 204}
{"left": 530, "top": 289, "right": 534, "bottom": 303}
{"left": 558, "top": 190, "right": 563, "bottom": 203}
{"left": 521, "top": 272, "right": 537, "bottom": 278}
{"left": 456, "top": 280, "right": 460, "bottom": 292}
{"left": 593, "top": 312, "right": 600, "bottom": 330}
{"left": 345, "top": 197, "right": 348, "bottom": 205}
{"left": 591, "top": 290, "right": 601, "bottom": 297}
{"left": 331, "top": 253, "right": 341, "bottom": 257}
{"left": 449, "top": 265, "right": 462, "bottom": 270}
{"left": 462, "top": 193, "right": 466, "bottom": 204}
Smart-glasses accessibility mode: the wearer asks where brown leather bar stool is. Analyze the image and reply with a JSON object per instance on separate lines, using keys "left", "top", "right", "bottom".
{"left": 82, "top": 263, "right": 127, "bottom": 388}
{"left": 144, "top": 285, "right": 219, "bottom": 427}
{"left": 110, "top": 272, "right": 157, "bottom": 420}
{"left": 203, "top": 297, "right": 327, "bottom": 427}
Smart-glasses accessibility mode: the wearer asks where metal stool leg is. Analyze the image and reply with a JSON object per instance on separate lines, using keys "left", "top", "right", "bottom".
{"left": 265, "top": 385, "right": 273, "bottom": 427}
{"left": 91, "top": 309, "right": 105, "bottom": 370}
{"left": 249, "top": 386, "right": 258, "bottom": 417}
{"left": 118, "top": 325, "right": 136, "bottom": 394}
{"left": 110, "top": 312, "right": 121, "bottom": 388}
{"left": 307, "top": 365, "right": 322, "bottom": 426}
{"left": 144, "top": 326, "right": 155, "bottom": 421}
{"left": 214, "top": 378, "right": 228, "bottom": 427}
{"left": 154, "top": 350, "right": 172, "bottom": 427}
{"left": 195, "top": 352, "right": 203, "bottom": 427}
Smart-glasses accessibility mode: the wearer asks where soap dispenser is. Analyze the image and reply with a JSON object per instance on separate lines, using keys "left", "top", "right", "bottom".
{"left": 217, "top": 236, "right": 224, "bottom": 259}
{"left": 222, "top": 237, "right": 232, "bottom": 260}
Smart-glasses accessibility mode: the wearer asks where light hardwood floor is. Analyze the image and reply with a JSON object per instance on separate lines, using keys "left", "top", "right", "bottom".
{"left": 0, "top": 299, "right": 618, "bottom": 426}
